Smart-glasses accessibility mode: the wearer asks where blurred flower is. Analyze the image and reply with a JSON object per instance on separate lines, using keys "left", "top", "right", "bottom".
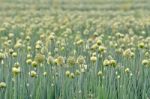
{"left": 34, "top": 53, "right": 45, "bottom": 63}
{"left": 26, "top": 59, "right": 32, "bottom": 64}
{"left": 0, "top": 52, "right": 4, "bottom": 61}
{"left": 77, "top": 56, "right": 85, "bottom": 65}
{"left": 32, "top": 61, "right": 38, "bottom": 67}
{"left": 43, "top": 72, "right": 47, "bottom": 76}
{"left": 54, "top": 56, "right": 64, "bottom": 65}
{"left": 12, "top": 52, "right": 17, "bottom": 57}
{"left": 75, "top": 70, "right": 80, "bottom": 76}
{"left": 109, "top": 59, "right": 117, "bottom": 67}
{"left": 65, "top": 70, "right": 70, "bottom": 77}
{"left": 142, "top": 59, "right": 149, "bottom": 66}
{"left": 125, "top": 68, "right": 130, "bottom": 73}
{"left": 97, "top": 71, "right": 103, "bottom": 76}
{"left": 0, "top": 82, "right": 6, "bottom": 88}
{"left": 90, "top": 56, "right": 97, "bottom": 63}
{"left": 67, "top": 56, "right": 76, "bottom": 66}
{"left": 103, "top": 59, "right": 110, "bottom": 66}
{"left": 69, "top": 73, "right": 75, "bottom": 79}
{"left": 138, "top": 42, "right": 145, "bottom": 49}
{"left": 123, "top": 49, "right": 134, "bottom": 58}
{"left": 29, "top": 71, "right": 37, "bottom": 78}
{"left": 47, "top": 56, "right": 54, "bottom": 64}
{"left": 12, "top": 67, "right": 21, "bottom": 76}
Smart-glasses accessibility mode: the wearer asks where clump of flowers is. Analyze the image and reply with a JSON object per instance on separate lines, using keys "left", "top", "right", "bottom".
{"left": 77, "top": 55, "right": 85, "bottom": 65}
{"left": 67, "top": 56, "right": 76, "bottom": 66}
{"left": 103, "top": 58, "right": 117, "bottom": 67}
{"left": 109, "top": 59, "right": 117, "bottom": 67}
{"left": 34, "top": 53, "right": 45, "bottom": 63}
{"left": 123, "top": 48, "right": 134, "bottom": 58}
{"left": 54, "top": 56, "right": 64, "bottom": 65}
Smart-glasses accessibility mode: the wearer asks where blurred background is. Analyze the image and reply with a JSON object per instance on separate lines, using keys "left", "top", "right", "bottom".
{"left": 0, "top": 0, "right": 149, "bottom": 15}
